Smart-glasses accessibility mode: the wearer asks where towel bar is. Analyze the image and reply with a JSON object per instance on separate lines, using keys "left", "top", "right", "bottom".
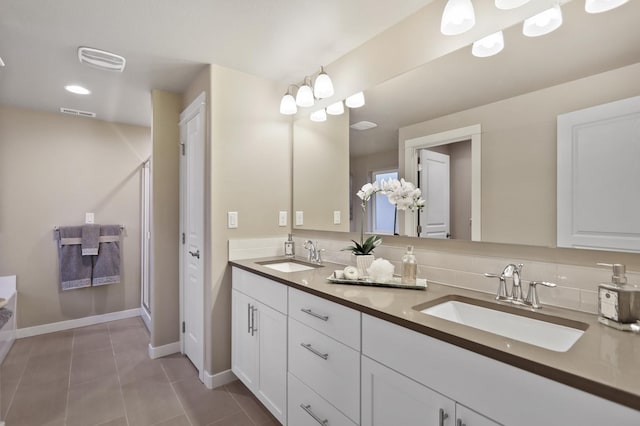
{"left": 54, "top": 225, "right": 124, "bottom": 230}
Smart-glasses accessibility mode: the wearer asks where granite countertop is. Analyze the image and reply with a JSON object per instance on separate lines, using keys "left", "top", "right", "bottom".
{"left": 230, "top": 256, "right": 640, "bottom": 411}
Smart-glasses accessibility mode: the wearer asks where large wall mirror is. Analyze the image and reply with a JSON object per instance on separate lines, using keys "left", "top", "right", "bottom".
{"left": 293, "top": 0, "right": 640, "bottom": 248}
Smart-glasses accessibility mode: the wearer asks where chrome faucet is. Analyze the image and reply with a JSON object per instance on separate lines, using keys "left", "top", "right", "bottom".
{"left": 303, "top": 240, "right": 324, "bottom": 264}
{"left": 485, "top": 263, "right": 556, "bottom": 309}
{"left": 502, "top": 263, "right": 524, "bottom": 303}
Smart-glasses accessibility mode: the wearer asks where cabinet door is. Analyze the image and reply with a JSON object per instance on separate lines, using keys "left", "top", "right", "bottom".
{"left": 255, "top": 300, "right": 287, "bottom": 424}
{"left": 231, "top": 289, "right": 257, "bottom": 390}
{"left": 456, "top": 404, "right": 501, "bottom": 426}
{"left": 362, "top": 355, "right": 455, "bottom": 426}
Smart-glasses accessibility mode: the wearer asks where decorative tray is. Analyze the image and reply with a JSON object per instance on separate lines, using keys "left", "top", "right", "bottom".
{"left": 326, "top": 274, "right": 427, "bottom": 291}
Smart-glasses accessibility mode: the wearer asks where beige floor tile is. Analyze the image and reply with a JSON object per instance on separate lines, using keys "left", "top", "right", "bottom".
{"left": 67, "top": 375, "right": 126, "bottom": 426}
{"left": 153, "top": 414, "right": 192, "bottom": 426}
{"left": 97, "top": 417, "right": 129, "bottom": 426}
{"left": 208, "top": 410, "right": 255, "bottom": 426}
{"left": 28, "top": 330, "right": 74, "bottom": 356}
{"left": 1, "top": 338, "right": 33, "bottom": 417}
{"left": 121, "top": 368, "right": 184, "bottom": 426}
{"left": 70, "top": 347, "right": 118, "bottom": 385}
{"left": 5, "top": 377, "right": 68, "bottom": 426}
{"left": 116, "top": 349, "right": 166, "bottom": 386}
{"left": 226, "top": 380, "right": 279, "bottom": 425}
{"left": 160, "top": 354, "right": 199, "bottom": 383}
{"left": 108, "top": 316, "right": 146, "bottom": 332}
{"left": 73, "top": 323, "right": 112, "bottom": 354}
{"left": 20, "top": 350, "right": 71, "bottom": 386}
{"left": 110, "top": 326, "right": 149, "bottom": 352}
{"left": 173, "top": 376, "right": 242, "bottom": 426}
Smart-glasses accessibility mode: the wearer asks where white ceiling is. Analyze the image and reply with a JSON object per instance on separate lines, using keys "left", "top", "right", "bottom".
{"left": 0, "top": 0, "right": 434, "bottom": 127}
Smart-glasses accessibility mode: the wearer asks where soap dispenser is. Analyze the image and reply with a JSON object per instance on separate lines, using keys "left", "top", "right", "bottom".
{"left": 284, "top": 234, "right": 295, "bottom": 258}
{"left": 401, "top": 246, "right": 417, "bottom": 285}
{"left": 597, "top": 263, "right": 640, "bottom": 331}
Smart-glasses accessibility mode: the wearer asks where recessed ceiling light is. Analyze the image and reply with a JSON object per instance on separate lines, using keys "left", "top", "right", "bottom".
{"left": 350, "top": 121, "right": 378, "bottom": 131}
{"left": 65, "top": 85, "right": 91, "bottom": 95}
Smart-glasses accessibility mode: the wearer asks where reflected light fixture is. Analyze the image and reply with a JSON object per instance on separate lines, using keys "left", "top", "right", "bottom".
{"left": 279, "top": 85, "right": 297, "bottom": 115}
{"left": 296, "top": 78, "right": 315, "bottom": 107}
{"left": 345, "top": 92, "right": 365, "bottom": 108}
{"left": 313, "top": 66, "right": 334, "bottom": 99}
{"left": 326, "top": 100, "right": 344, "bottom": 115}
{"left": 65, "top": 84, "right": 91, "bottom": 95}
{"left": 441, "top": 0, "right": 476, "bottom": 36}
{"left": 495, "top": 0, "right": 530, "bottom": 10}
{"left": 472, "top": 31, "right": 504, "bottom": 57}
{"left": 523, "top": 5, "right": 563, "bottom": 37}
{"left": 310, "top": 109, "right": 327, "bottom": 122}
{"left": 585, "top": 0, "right": 629, "bottom": 13}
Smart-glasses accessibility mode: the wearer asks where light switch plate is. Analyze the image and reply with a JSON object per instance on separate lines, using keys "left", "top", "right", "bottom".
{"left": 85, "top": 212, "right": 95, "bottom": 224}
{"left": 333, "top": 210, "right": 341, "bottom": 225}
{"left": 278, "top": 211, "right": 287, "bottom": 227}
{"left": 228, "top": 211, "right": 238, "bottom": 229}
{"left": 295, "top": 211, "right": 304, "bottom": 226}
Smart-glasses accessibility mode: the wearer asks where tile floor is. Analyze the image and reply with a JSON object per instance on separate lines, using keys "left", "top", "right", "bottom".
{"left": 0, "top": 317, "right": 279, "bottom": 426}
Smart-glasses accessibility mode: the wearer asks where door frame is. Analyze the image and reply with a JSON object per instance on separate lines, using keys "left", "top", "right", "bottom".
{"left": 179, "top": 91, "right": 206, "bottom": 382}
{"left": 403, "top": 124, "right": 481, "bottom": 240}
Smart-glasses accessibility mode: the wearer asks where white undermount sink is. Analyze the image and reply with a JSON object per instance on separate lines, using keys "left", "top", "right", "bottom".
{"left": 418, "top": 297, "right": 587, "bottom": 352}
{"left": 258, "top": 260, "right": 321, "bottom": 273}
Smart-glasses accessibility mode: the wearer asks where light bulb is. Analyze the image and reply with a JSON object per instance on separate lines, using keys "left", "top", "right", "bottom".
{"left": 326, "top": 101, "right": 344, "bottom": 115}
{"left": 345, "top": 92, "right": 365, "bottom": 108}
{"left": 65, "top": 85, "right": 91, "bottom": 95}
{"left": 472, "top": 31, "right": 504, "bottom": 57}
{"left": 441, "top": 0, "right": 476, "bottom": 36}
{"left": 523, "top": 5, "right": 563, "bottom": 37}
{"left": 313, "top": 68, "right": 334, "bottom": 99}
{"left": 296, "top": 83, "right": 314, "bottom": 107}
{"left": 279, "top": 93, "right": 297, "bottom": 115}
{"left": 310, "top": 109, "right": 327, "bottom": 122}
{"left": 495, "top": 0, "right": 530, "bottom": 10}
{"left": 585, "top": 0, "right": 629, "bottom": 13}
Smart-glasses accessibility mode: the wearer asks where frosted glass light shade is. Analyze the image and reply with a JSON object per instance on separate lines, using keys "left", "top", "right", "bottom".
{"left": 296, "top": 84, "right": 314, "bottom": 107}
{"left": 279, "top": 93, "right": 297, "bottom": 115}
{"left": 523, "top": 5, "right": 563, "bottom": 37}
{"left": 326, "top": 100, "right": 344, "bottom": 115}
{"left": 585, "top": 0, "right": 629, "bottom": 13}
{"left": 495, "top": 0, "right": 530, "bottom": 10}
{"left": 313, "top": 70, "right": 334, "bottom": 99}
{"left": 441, "top": 0, "right": 476, "bottom": 36}
{"left": 310, "top": 109, "right": 327, "bottom": 122}
{"left": 472, "top": 31, "right": 504, "bottom": 57}
{"left": 345, "top": 92, "right": 365, "bottom": 108}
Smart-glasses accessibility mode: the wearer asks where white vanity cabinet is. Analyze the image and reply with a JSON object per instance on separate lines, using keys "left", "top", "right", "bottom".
{"left": 231, "top": 268, "right": 287, "bottom": 424}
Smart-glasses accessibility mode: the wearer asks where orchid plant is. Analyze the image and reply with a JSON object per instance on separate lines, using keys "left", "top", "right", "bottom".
{"left": 343, "top": 178, "right": 425, "bottom": 255}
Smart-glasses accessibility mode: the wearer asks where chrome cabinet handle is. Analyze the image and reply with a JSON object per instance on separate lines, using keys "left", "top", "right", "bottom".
{"left": 300, "top": 404, "right": 328, "bottom": 425}
{"left": 457, "top": 419, "right": 466, "bottom": 426}
{"left": 251, "top": 306, "right": 258, "bottom": 336}
{"left": 300, "top": 343, "right": 329, "bottom": 360}
{"left": 188, "top": 249, "right": 200, "bottom": 259}
{"left": 301, "top": 308, "right": 329, "bottom": 321}
{"left": 247, "top": 304, "right": 252, "bottom": 334}
{"left": 439, "top": 409, "right": 449, "bottom": 426}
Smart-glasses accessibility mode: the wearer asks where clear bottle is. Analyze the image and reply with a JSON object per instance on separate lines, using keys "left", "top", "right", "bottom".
{"left": 284, "top": 233, "right": 295, "bottom": 257}
{"left": 401, "top": 245, "right": 417, "bottom": 285}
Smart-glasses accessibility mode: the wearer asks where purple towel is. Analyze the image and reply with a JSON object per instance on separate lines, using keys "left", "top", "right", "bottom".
{"left": 92, "top": 225, "right": 121, "bottom": 286}
{"left": 57, "top": 226, "right": 92, "bottom": 291}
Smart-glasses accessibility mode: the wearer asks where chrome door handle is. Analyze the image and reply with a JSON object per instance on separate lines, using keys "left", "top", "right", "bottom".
{"left": 300, "top": 404, "right": 328, "bottom": 425}
{"left": 300, "top": 343, "right": 328, "bottom": 360}
{"left": 251, "top": 306, "right": 257, "bottom": 336}
{"left": 188, "top": 249, "right": 200, "bottom": 259}
{"left": 457, "top": 419, "right": 466, "bottom": 426}
{"left": 439, "top": 409, "right": 449, "bottom": 426}
{"left": 301, "top": 308, "right": 329, "bottom": 321}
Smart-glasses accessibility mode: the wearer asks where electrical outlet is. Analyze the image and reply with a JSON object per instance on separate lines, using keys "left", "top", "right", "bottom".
{"left": 279, "top": 211, "right": 287, "bottom": 227}
{"left": 85, "top": 212, "right": 95, "bottom": 224}
{"left": 228, "top": 211, "right": 238, "bottom": 229}
{"left": 295, "top": 211, "right": 304, "bottom": 226}
{"left": 333, "top": 210, "right": 341, "bottom": 225}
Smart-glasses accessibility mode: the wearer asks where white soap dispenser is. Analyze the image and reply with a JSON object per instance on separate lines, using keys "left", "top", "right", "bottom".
{"left": 284, "top": 233, "right": 295, "bottom": 258}
{"left": 401, "top": 245, "right": 417, "bottom": 285}
{"left": 597, "top": 263, "right": 640, "bottom": 331}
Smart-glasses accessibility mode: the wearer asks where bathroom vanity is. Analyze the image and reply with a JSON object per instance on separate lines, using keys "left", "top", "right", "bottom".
{"left": 230, "top": 258, "right": 640, "bottom": 426}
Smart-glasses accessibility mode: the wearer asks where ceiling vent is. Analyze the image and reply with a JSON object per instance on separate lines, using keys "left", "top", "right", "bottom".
{"left": 350, "top": 121, "right": 378, "bottom": 131}
{"left": 78, "top": 47, "right": 126, "bottom": 72}
{"left": 60, "top": 107, "right": 96, "bottom": 118}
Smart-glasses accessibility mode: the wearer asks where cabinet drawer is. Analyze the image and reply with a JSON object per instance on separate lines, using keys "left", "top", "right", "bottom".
{"left": 289, "top": 318, "right": 360, "bottom": 423}
{"left": 289, "top": 287, "right": 360, "bottom": 350}
{"left": 232, "top": 267, "right": 287, "bottom": 314}
{"left": 288, "top": 373, "right": 358, "bottom": 426}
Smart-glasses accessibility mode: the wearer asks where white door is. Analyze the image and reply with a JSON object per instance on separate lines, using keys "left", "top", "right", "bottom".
{"left": 361, "top": 356, "right": 456, "bottom": 426}
{"left": 179, "top": 93, "right": 205, "bottom": 381}
{"left": 419, "top": 149, "right": 450, "bottom": 239}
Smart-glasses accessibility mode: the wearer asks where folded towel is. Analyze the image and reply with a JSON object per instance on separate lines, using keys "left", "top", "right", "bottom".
{"left": 0, "top": 308, "right": 13, "bottom": 329}
{"left": 81, "top": 224, "right": 101, "bottom": 256}
{"left": 92, "top": 225, "right": 121, "bottom": 286}
{"left": 56, "top": 226, "right": 92, "bottom": 290}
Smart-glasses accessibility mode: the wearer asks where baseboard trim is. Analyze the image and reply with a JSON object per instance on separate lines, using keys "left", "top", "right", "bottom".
{"left": 141, "top": 307, "right": 151, "bottom": 332}
{"left": 16, "top": 308, "right": 142, "bottom": 339}
{"left": 204, "top": 369, "right": 236, "bottom": 389}
{"left": 148, "top": 341, "right": 181, "bottom": 359}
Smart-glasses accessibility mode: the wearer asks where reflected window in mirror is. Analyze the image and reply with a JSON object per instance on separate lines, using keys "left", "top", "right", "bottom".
{"left": 372, "top": 170, "right": 398, "bottom": 235}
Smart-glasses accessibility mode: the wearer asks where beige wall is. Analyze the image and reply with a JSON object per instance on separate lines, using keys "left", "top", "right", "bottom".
{"left": 294, "top": 112, "right": 350, "bottom": 232}
{"left": 150, "top": 90, "right": 182, "bottom": 347}
{"left": 0, "top": 106, "right": 150, "bottom": 328}
{"left": 400, "top": 62, "right": 640, "bottom": 247}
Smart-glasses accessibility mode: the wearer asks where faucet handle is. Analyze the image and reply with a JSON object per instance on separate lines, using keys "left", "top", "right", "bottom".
{"left": 485, "top": 273, "right": 509, "bottom": 300}
{"left": 525, "top": 281, "right": 556, "bottom": 309}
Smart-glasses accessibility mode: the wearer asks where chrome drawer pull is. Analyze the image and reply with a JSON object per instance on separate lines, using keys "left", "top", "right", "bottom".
{"left": 251, "top": 306, "right": 258, "bottom": 336}
{"left": 300, "top": 404, "right": 329, "bottom": 425}
{"left": 300, "top": 343, "right": 329, "bottom": 360}
{"left": 247, "top": 304, "right": 252, "bottom": 334}
{"left": 439, "top": 409, "right": 449, "bottom": 426}
{"left": 457, "top": 419, "right": 466, "bottom": 426}
{"left": 301, "top": 308, "right": 329, "bottom": 321}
